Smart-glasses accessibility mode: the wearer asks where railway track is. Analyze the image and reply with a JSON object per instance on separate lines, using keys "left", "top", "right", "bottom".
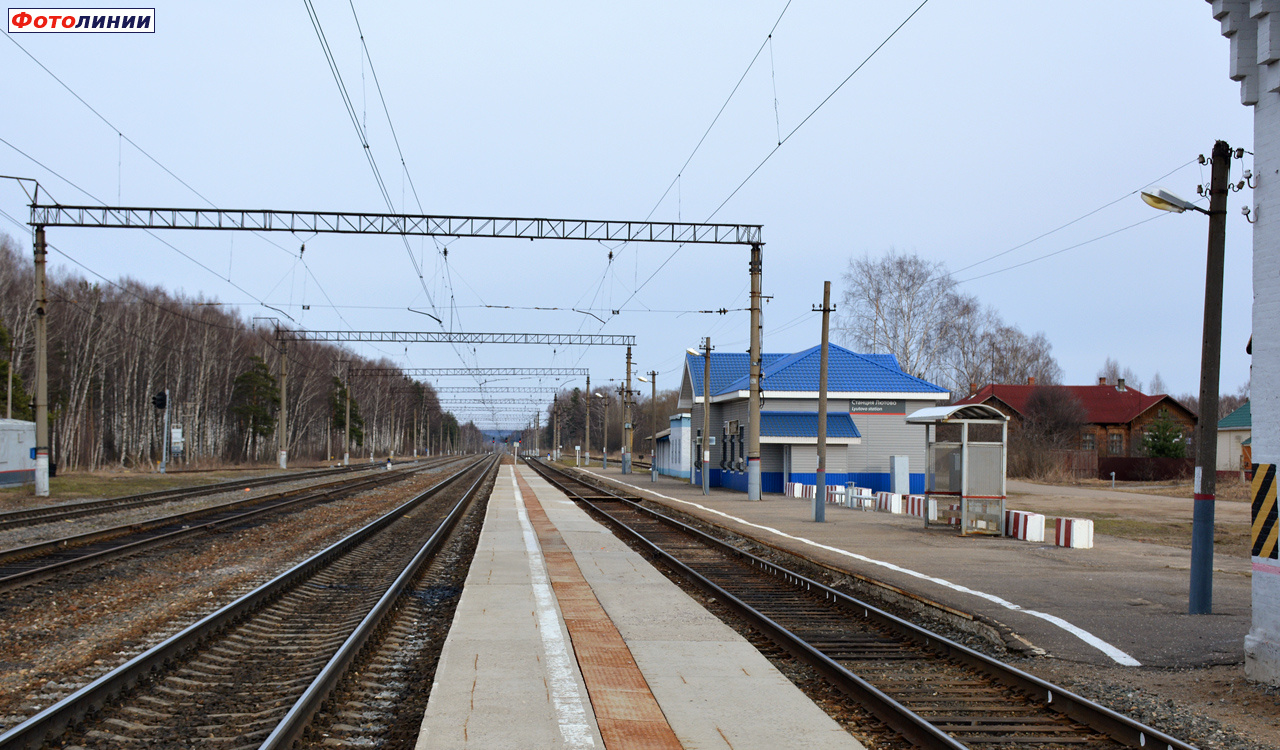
{"left": 0, "top": 458, "right": 458, "bottom": 592}
{"left": 526, "top": 458, "right": 1196, "bottom": 750}
{"left": 0, "top": 460, "right": 424, "bottom": 531}
{"left": 0, "top": 454, "right": 498, "bottom": 750}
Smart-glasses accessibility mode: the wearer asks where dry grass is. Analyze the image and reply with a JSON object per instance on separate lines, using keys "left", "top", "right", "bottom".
{"left": 1039, "top": 475, "right": 1253, "bottom": 503}
{"left": 0, "top": 468, "right": 284, "bottom": 509}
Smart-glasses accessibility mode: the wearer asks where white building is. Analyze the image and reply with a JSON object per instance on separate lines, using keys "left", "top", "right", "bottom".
{"left": 1211, "top": 0, "right": 1280, "bottom": 685}
{"left": 0, "top": 419, "right": 36, "bottom": 486}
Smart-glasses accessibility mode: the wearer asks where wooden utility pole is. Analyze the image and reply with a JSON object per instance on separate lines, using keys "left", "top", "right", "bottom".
{"left": 1190, "top": 139, "right": 1232, "bottom": 614}
{"left": 814, "top": 281, "right": 835, "bottom": 522}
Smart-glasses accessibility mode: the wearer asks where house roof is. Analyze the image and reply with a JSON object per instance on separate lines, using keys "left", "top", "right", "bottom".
{"left": 692, "top": 343, "right": 946, "bottom": 397}
{"left": 1218, "top": 401, "right": 1251, "bottom": 430}
{"left": 955, "top": 383, "right": 1190, "bottom": 425}
{"left": 759, "top": 411, "right": 861, "bottom": 439}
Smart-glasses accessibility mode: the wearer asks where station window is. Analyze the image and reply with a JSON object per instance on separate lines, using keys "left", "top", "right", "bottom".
{"left": 1081, "top": 433, "right": 1095, "bottom": 451}
{"left": 1108, "top": 433, "right": 1123, "bottom": 455}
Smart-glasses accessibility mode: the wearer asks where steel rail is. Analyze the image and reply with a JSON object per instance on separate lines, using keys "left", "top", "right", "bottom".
{"left": 0, "top": 463, "right": 377, "bottom": 530}
{"left": 0, "top": 456, "right": 493, "bottom": 750}
{"left": 260, "top": 454, "right": 498, "bottom": 749}
{"left": 0, "top": 461, "right": 443, "bottom": 592}
{"left": 526, "top": 459, "right": 1197, "bottom": 750}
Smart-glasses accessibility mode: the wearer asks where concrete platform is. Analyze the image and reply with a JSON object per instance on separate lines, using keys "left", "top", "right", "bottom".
{"left": 581, "top": 466, "right": 1253, "bottom": 670}
{"left": 416, "top": 465, "right": 863, "bottom": 749}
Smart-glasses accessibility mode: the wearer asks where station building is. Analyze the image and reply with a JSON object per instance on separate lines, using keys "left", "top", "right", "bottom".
{"left": 660, "top": 343, "right": 948, "bottom": 494}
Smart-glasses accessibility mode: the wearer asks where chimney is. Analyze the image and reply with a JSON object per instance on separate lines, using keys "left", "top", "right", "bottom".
{"left": 1027, "top": 376, "right": 1036, "bottom": 386}
{"left": 1098, "top": 376, "right": 1107, "bottom": 386}
{"left": 1117, "top": 378, "right": 1126, "bottom": 392}
{"left": 969, "top": 382, "right": 977, "bottom": 395}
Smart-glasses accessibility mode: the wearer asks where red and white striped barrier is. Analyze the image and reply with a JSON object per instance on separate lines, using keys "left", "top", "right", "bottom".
{"left": 926, "top": 497, "right": 962, "bottom": 525}
{"left": 876, "top": 492, "right": 903, "bottom": 514}
{"left": 1054, "top": 517, "right": 1093, "bottom": 548}
{"left": 903, "top": 494, "right": 927, "bottom": 518}
{"left": 784, "top": 481, "right": 817, "bottom": 499}
{"left": 1004, "top": 510, "right": 1046, "bottom": 542}
{"left": 826, "top": 486, "right": 844, "bottom": 504}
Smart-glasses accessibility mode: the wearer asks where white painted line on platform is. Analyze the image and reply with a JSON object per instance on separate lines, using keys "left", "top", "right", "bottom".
{"left": 512, "top": 467, "right": 597, "bottom": 748}
{"left": 585, "top": 470, "right": 1141, "bottom": 668}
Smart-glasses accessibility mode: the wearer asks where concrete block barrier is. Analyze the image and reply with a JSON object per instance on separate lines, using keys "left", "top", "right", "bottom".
{"left": 904, "top": 494, "right": 927, "bottom": 518}
{"left": 1004, "top": 510, "right": 1046, "bottom": 542}
{"left": 876, "top": 492, "right": 903, "bottom": 514}
{"left": 1054, "top": 517, "right": 1093, "bottom": 548}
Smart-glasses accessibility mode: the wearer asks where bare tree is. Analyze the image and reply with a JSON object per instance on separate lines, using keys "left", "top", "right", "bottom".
{"left": 1148, "top": 371, "right": 1168, "bottom": 396}
{"left": 837, "top": 250, "right": 961, "bottom": 381}
{"left": 1009, "top": 386, "right": 1087, "bottom": 477}
{"left": 838, "top": 249, "right": 1062, "bottom": 395}
{"left": 1097, "top": 357, "right": 1143, "bottom": 390}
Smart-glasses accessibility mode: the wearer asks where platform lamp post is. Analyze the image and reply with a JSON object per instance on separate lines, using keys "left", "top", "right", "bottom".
{"left": 638, "top": 371, "right": 657, "bottom": 482}
{"left": 1140, "top": 139, "right": 1232, "bottom": 615}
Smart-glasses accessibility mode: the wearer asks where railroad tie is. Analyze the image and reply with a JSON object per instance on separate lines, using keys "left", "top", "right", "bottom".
{"left": 514, "top": 468, "right": 683, "bottom": 750}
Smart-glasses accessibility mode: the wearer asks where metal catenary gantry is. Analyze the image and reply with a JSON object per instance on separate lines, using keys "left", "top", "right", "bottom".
{"left": 290, "top": 331, "right": 634, "bottom": 346}
{"left": 28, "top": 202, "right": 766, "bottom": 498}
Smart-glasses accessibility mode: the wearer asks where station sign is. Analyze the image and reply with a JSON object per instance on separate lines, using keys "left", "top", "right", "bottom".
{"left": 849, "top": 399, "right": 907, "bottom": 415}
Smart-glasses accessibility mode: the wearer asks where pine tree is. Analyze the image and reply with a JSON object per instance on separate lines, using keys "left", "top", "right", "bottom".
{"left": 1142, "top": 413, "right": 1186, "bottom": 458}
{"left": 229, "top": 356, "right": 279, "bottom": 458}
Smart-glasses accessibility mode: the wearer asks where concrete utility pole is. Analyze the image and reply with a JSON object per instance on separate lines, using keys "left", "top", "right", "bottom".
{"left": 623, "top": 346, "right": 633, "bottom": 474}
{"left": 747, "top": 242, "right": 763, "bottom": 500}
{"left": 160, "top": 388, "right": 171, "bottom": 474}
{"left": 814, "top": 281, "right": 834, "bottom": 523}
{"left": 647, "top": 370, "right": 657, "bottom": 483}
{"left": 584, "top": 374, "right": 591, "bottom": 466}
{"left": 1190, "top": 139, "right": 1232, "bottom": 615}
{"left": 33, "top": 226, "right": 49, "bottom": 496}
{"left": 343, "top": 362, "right": 351, "bottom": 466}
{"left": 278, "top": 336, "right": 288, "bottom": 469}
{"left": 6, "top": 339, "right": 13, "bottom": 420}
{"left": 702, "top": 337, "right": 713, "bottom": 496}
{"left": 553, "top": 395, "right": 560, "bottom": 461}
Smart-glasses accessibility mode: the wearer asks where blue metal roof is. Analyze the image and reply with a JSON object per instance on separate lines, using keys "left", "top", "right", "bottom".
{"left": 716, "top": 343, "right": 946, "bottom": 396}
{"left": 685, "top": 352, "right": 787, "bottom": 398}
{"left": 760, "top": 411, "right": 861, "bottom": 438}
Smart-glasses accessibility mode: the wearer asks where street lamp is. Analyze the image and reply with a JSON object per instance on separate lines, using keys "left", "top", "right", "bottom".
{"left": 1140, "top": 187, "right": 1208, "bottom": 215}
{"left": 1140, "top": 140, "right": 1231, "bottom": 615}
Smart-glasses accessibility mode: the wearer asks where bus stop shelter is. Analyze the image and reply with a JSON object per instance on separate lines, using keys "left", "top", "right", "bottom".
{"left": 906, "top": 404, "right": 1008, "bottom": 535}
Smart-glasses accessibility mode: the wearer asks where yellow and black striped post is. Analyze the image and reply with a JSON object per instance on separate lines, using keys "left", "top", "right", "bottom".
{"left": 1253, "top": 464, "right": 1278, "bottom": 560}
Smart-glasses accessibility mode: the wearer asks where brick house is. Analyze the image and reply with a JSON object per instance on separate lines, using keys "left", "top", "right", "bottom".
{"left": 955, "top": 378, "right": 1197, "bottom": 458}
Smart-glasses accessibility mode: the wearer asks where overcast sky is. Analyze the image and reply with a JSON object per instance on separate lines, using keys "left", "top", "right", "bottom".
{"left": 0, "top": 2, "right": 1254, "bottom": 427}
